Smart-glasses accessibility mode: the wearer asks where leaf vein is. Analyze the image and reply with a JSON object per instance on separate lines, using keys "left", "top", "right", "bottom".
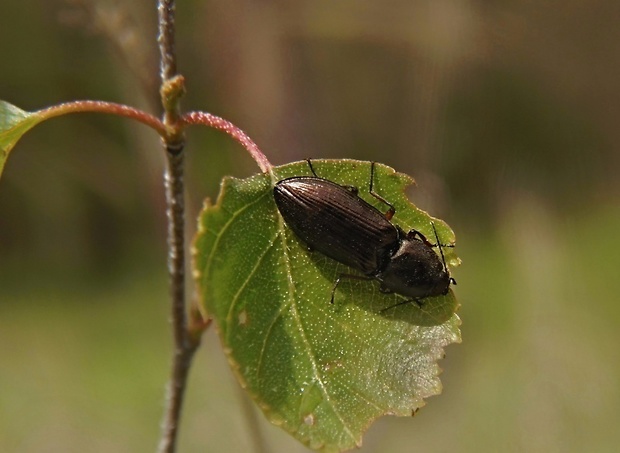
{"left": 278, "top": 227, "right": 358, "bottom": 444}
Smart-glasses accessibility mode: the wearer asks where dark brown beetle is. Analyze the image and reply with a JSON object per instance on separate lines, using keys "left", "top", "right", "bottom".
{"left": 273, "top": 161, "right": 455, "bottom": 310}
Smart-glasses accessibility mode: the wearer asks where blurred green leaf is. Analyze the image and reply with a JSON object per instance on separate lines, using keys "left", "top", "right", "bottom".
{"left": 193, "top": 159, "right": 461, "bottom": 452}
{"left": 0, "top": 100, "right": 44, "bottom": 178}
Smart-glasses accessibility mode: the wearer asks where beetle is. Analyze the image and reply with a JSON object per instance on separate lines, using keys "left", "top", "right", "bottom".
{"left": 273, "top": 160, "right": 455, "bottom": 310}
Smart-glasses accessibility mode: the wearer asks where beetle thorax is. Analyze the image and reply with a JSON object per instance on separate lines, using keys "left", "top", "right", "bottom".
{"left": 378, "top": 238, "right": 450, "bottom": 299}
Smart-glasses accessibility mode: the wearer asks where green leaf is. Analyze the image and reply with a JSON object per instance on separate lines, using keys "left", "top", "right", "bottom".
{"left": 0, "top": 100, "right": 44, "bottom": 178}
{"left": 193, "top": 159, "right": 461, "bottom": 452}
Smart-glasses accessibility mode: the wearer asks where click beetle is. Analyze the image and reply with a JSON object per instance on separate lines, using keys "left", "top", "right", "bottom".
{"left": 273, "top": 160, "right": 455, "bottom": 310}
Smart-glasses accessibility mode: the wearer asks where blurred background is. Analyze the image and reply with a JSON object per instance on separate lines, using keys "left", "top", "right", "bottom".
{"left": 1, "top": 0, "right": 619, "bottom": 451}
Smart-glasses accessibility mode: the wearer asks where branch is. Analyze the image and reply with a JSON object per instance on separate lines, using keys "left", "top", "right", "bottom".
{"left": 156, "top": 1, "right": 204, "bottom": 453}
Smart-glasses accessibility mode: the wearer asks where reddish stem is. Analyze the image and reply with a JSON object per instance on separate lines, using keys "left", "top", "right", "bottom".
{"left": 39, "top": 101, "right": 167, "bottom": 136}
{"left": 38, "top": 102, "right": 272, "bottom": 174}
{"left": 181, "top": 111, "right": 272, "bottom": 173}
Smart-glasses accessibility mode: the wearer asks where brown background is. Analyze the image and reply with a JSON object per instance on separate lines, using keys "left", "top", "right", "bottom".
{"left": 1, "top": 1, "right": 619, "bottom": 452}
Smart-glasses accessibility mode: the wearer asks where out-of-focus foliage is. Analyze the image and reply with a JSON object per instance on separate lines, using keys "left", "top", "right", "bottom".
{"left": 1, "top": 0, "right": 619, "bottom": 452}
{"left": 1, "top": 0, "right": 618, "bottom": 269}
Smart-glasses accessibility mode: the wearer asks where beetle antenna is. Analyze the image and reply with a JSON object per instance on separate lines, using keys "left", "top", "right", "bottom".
{"left": 431, "top": 221, "right": 455, "bottom": 285}
{"left": 431, "top": 222, "right": 446, "bottom": 268}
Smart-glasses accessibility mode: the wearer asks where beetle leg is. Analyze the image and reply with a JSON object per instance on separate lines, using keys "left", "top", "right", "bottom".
{"left": 330, "top": 273, "right": 375, "bottom": 304}
{"left": 379, "top": 297, "right": 424, "bottom": 313}
{"left": 407, "top": 229, "right": 434, "bottom": 247}
{"left": 305, "top": 158, "right": 319, "bottom": 177}
{"left": 369, "top": 161, "right": 396, "bottom": 220}
{"left": 305, "top": 158, "right": 359, "bottom": 194}
{"left": 407, "top": 228, "right": 454, "bottom": 248}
